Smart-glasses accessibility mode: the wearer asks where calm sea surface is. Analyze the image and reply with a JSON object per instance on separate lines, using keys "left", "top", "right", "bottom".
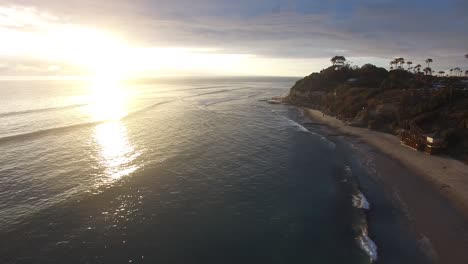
{"left": 0, "top": 77, "right": 423, "bottom": 263}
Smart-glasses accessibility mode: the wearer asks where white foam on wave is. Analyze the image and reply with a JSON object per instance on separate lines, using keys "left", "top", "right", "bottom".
{"left": 418, "top": 235, "right": 437, "bottom": 260}
{"left": 357, "top": 226, "right": 378, "bottom": 263}
{"left": 342, "top": 166, "right": 377, "bottom": 262}
{"left": 286, "top": 119, "right": 337, "bottom": 149}
{"left": 353, "top": 191, "right": 370, "bottom": 210}
{"left": 285, "top": 119, "right": 309, "bottom": 132}
{"left": 321, "top": 137, "right": 336, "bottom": 150}
{"left": 274, "top": 115, "right": 337, "bottom": 149}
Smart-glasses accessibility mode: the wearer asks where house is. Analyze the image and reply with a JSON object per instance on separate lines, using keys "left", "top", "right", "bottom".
{"left": 424, "top": 132, "right": 447, "bottom": 155}
{"left": 400, "top": 125, "right": 447, "bottom": 155}
{"left": 400, "top": 127, "right": 425, "bottom": 151}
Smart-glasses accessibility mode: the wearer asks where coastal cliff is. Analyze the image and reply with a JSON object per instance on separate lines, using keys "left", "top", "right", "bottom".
{"left": 286, "top": 65, "right": 468, "bottom": 161}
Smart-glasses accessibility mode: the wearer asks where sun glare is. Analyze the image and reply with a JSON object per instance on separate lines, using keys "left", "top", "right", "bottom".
{"left": 85, "top": 76, "right": 130, "bottom": 121}
{"left": 43, "top": 25, "right": 136, "bottom": 79}
{"left": 1, "top": 6, "right": 297, "bottom": 79}
{"left": 0, "top": 6, "right": 280, "bottom": 78}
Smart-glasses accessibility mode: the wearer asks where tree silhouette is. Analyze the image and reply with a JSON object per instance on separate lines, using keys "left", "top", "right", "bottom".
{"left": 465, "top": 53, "right": 468, "bottom": 59}
{"left": 438, "top": 71, "right": 445, "bottom": 77}
{"left": 390, "top": 58, "right": 404, "bottom": 70}
{"left": 395, "top": 57, "right": 405, "bottom": 69}
{"left": 450, "top": 68, "right": 454, "bottom": 76}
{"left": 424, "top": 67, "right": 432, "bottom": 75}
{"left": 390, "top": 59, "right": 398, "bottom": 70}
{"left": 406, "top": 61, "right": 413, "bottom": 71}
{"left": 414, "top": 64, "right": 422, "bottom": 73}
{"left": 331, "top": 56, "right": 346, "bottom": 67}
{"left": 425, "top": 58, "right": 433, "bottom": 68}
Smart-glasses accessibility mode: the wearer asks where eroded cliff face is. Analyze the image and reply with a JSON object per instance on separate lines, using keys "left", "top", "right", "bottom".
{"left": 288, "top": 87, "right": 400, "bottom": 132}
{"left": 287, "top": 89, "right": 325, "bottom": 107}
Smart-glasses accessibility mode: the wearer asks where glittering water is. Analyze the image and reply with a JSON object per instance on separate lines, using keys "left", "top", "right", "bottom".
{"left": 0, "top": 77, "right": 379, "bottom": 263}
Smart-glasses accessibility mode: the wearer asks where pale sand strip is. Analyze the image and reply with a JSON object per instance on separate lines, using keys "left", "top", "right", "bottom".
{"left": 305, "top": 108, "right": 468, "bottom": 217}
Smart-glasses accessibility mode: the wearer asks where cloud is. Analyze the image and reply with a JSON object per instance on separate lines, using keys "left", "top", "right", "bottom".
{"left": 0, "top": 0, "right": 467, "bottom": 76}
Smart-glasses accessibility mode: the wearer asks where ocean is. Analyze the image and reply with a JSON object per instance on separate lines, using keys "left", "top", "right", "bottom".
{"left": 0, "top": 77, "right": 425, "bottom": 263}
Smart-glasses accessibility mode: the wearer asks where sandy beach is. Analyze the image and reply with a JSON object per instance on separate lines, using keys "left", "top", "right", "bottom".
{"left": 305, "top": 108, "right": 468, "bottom": 263}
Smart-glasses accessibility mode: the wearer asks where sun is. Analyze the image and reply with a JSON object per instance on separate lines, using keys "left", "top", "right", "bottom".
{"left": 41, "top": 25, "right": 135, "bottom": 121}
{"left": 41, "top": 25, "right": 135, "bottom": 79}
{"left": 85, "top": 76, "right": 130, "bottom": 121}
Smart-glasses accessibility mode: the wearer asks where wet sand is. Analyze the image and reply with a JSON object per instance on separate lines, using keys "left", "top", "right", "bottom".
{"left": 305, "top": 108, "right": 468, "bottom": 264}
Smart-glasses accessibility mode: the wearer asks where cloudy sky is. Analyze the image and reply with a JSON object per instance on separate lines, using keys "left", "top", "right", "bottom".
{"left": 1, "top": 0, "right": 467, "bottom": 78}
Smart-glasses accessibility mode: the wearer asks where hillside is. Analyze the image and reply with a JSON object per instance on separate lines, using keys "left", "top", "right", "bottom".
{"left": 286, "top": 64, "right": 468, "bottom": 161}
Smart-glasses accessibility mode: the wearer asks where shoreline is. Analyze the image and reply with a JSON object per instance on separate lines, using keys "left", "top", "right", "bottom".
{"left": 305, "top": 108, "right": 468, "bottom": 217}
{"left": 304, "top": 108, "right": 468, "bottom": 263}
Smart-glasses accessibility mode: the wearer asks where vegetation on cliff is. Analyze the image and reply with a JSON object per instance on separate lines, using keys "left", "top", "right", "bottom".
{"left": 287, "top": 56, "right": 468, "bottom": 160}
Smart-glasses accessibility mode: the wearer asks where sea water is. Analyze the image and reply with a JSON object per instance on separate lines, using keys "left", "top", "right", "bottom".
{"left": 0, "top": 77, "right": 379, "bottom": 263}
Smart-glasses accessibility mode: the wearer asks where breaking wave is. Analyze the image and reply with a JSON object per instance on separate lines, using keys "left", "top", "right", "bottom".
{"left": 357, "top": 225, "right": 378, "bottom": 263}
{"left": 344, "top": 166, "right": 377, "bottom": 262}
{"left": 353, "top": 191, "right": 370, "bottom": 210}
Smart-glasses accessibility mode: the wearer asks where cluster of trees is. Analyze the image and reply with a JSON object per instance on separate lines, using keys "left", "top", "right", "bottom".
{"left": 389, "top": 57, "right": 435, "bottom": 75}
{"left": 330, "top": 54, "right": 468, "bottom": 77}
{"left": 388, "top": 55, "right": 468, "bottom": 77}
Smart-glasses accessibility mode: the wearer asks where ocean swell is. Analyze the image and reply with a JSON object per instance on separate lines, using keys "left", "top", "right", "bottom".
{"left": 0, "top": 103, "right": 87, "bottom": 118}
{"left": 0, "top": 100, "right": 174, "bottom": 145}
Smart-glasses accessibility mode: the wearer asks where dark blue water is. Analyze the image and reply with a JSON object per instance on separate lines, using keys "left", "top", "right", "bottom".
{"left": 0, "top": 77, "right": 378, "bottom": 263}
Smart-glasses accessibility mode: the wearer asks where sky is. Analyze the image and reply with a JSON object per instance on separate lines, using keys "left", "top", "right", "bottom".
{"left": 0, "top": 0, "right": 467, "bottom": 78}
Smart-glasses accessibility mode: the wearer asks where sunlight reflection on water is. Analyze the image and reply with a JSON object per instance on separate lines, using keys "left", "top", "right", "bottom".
{"left": 84, "top": 77, "right": 141, "bottom": 186}
{"left": 94, "top": 121, "right": 140, "bottom": 185}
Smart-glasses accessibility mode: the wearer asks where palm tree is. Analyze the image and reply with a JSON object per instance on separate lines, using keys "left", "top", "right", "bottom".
{"left": 391, "top": 58, "right": 403, "bottom": 69}
{"left": 438, "top": 71, "right": 445, "bottom": 77}
{"left": 406, "top": 61, "right": 413, "bottom": 71}
{"left": 391, "top": 58, "right": 401, "bottom": 70}
{"left": 450, "top": 68, "right": 454, "bottom": 76}
{"left": 454, "top": 67, "right": 461, "bottom": 77}
{"left": 425, "top": 58, "right": 433, "bottom": 68}
{"left": 424, "top": 67, "right": 432, "bottom": 75}
{"left": 397, "top": 57, "right": 405, "bottom": 69}
{"left": 414, "top": 64, "right": 422, "bottom": 73}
